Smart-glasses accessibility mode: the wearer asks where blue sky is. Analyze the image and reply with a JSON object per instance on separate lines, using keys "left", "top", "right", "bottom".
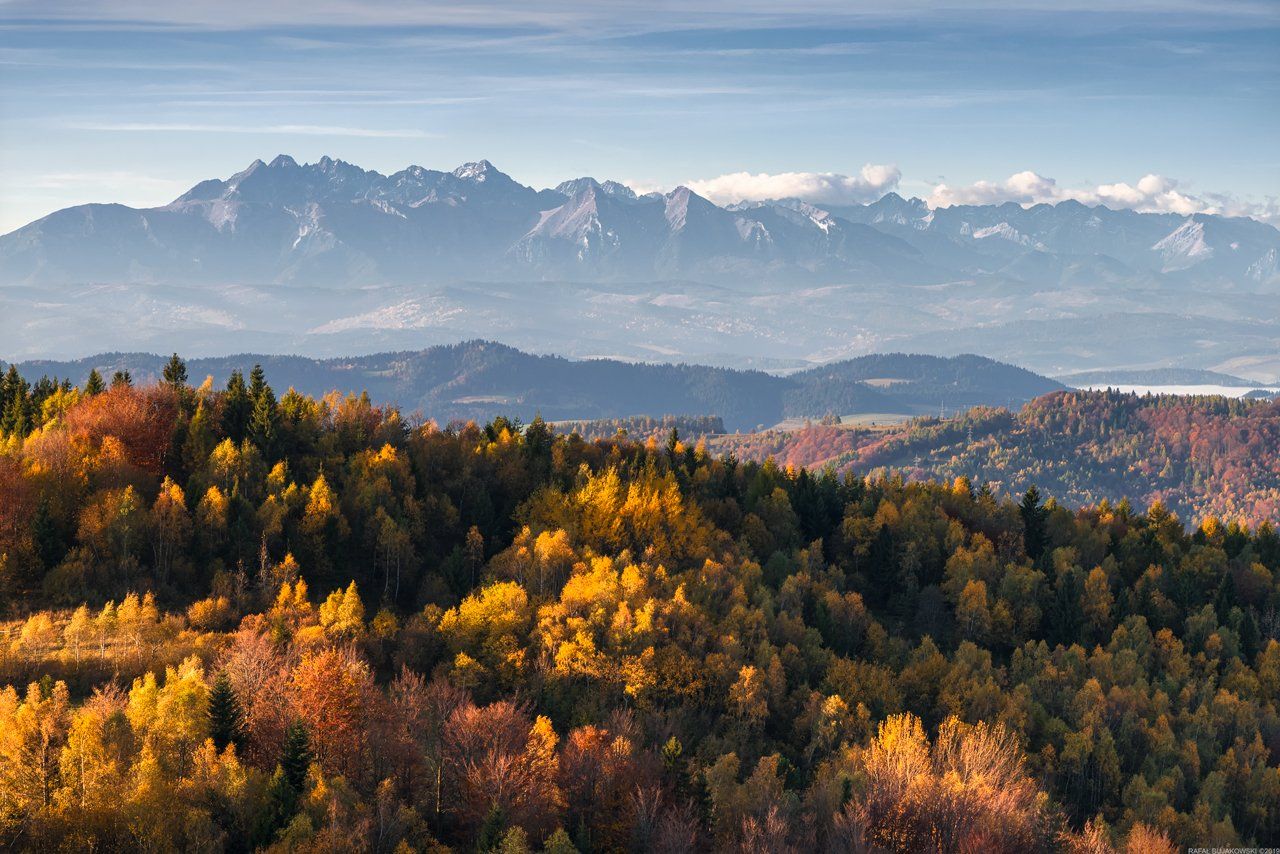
{"left": 1, "top": 1, "right": 1277, "bottom": 232}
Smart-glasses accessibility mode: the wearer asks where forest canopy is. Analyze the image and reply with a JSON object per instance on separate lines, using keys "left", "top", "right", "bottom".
{"left": 0, "top": 358, "right": 1276, "bottom": 852}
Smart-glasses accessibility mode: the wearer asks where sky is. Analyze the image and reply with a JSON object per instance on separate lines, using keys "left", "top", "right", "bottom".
{"left": 1, "top": 0, "right": 1278, "bottom": 233}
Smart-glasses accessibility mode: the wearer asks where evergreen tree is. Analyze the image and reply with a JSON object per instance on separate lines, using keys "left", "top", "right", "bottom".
{"left": 208, "top": 674, "right": 245, "bottom": 752}
{"left": 31, "top": 498, "right": 65, "bottom": 569}
{"left": 83, "top": 368, "right": 106, "bottom": 396}
{"left": 281, "top": 721, "right": 313, "bottom": 793}
{"left": 248, "top": 364, "right": 268, "bottom": 402}
{"left": 162, "top": 353, "right": 188, "bottom": 389}
{"left": 1, "top": 366, "right": 30, "bottom": 437}
{"left": 1020, "top": 486, "right": 1048, "bottom": 561}
{"left": 222, "top": 370, "right": 252, "bottom": 443}
{"left": 1215, "top": 572, "right": 1238, "bottom": 624}
{"left": 110, "top": 369, "right": 132, "bottom": 388}
{"left": 1241, "top": 609, "right": 1262, "bottom": 661}
{"left": 249, "top": 382, "right": 278, "bottom": 454}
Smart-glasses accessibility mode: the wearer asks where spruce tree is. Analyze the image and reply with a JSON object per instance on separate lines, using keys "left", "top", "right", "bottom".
{"left": 162, "top": 353, "right": 188, "bottom": 389}
{"left": 84, "top": 368, "right": 106, "bottom": 395}
{"left": 249, "top": 364, "right": 268, "bottom": 402}
{"left": 1, "top": 366, "right": 30, "bottom": 437}
{"left": 249, "top": 382, "right": 278, "bottom": 454}
{"left": 1020, "top": 486, "right": 1048, "bottom": 561}
{"left": 222, "top": 370, "right": 252, "bottom": 443}
{"left": 208, "top": 674, "right": 244, "bottom": 751}
{"left": 110, "top": 369, "right": 132, "bottom": 388}
{"left": 281, "top": 721, "right": 313, "bottom": 793}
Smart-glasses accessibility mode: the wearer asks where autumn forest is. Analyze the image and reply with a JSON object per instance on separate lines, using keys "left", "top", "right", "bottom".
{"left": 1, "top": 360, "right": 1278, "bottom": 852}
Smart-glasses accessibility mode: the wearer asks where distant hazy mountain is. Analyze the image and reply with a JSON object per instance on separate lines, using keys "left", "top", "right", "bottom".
{"left": 3, "top": 156, "right": 1276, "bottom": 290}
{"left": 2, "top": 156, "right": 1277, "bottom": 376}
{"left": 8, "top": 341, "right": 1063, "bottom": 432}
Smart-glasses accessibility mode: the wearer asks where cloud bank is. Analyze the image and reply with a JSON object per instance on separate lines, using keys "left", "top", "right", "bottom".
{"left": 664, "top": 167, "right": 1276, "bottom": 225}
{"left": 684, "top": 164, "right": 902, "bottom": 206}
{"left": 928, "top": 172, "right": 1277, "bottom": 224}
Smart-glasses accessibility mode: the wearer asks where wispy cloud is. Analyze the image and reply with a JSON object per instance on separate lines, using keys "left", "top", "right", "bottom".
{"left": 2, "top": 0, "right": 1274, "bottom": 32}
{"left": 14, "top": 171, "right": 190, "bottom": 194}
{"left": 68, "top": 122, "right": 436, "bottom": 138}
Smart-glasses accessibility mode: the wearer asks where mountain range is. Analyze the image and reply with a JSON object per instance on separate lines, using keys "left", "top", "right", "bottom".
{"left": 6, "top": 341, "right": 1063, "bottom": 432}
{"left": 2, "top": 156, "right": 1277, "bottom": 378}
{"left": 4, "top": 155, "right": 1277, "bottom": 289}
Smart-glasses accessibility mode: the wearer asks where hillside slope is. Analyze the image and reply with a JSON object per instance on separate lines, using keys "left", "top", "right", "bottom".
{"left": 716, "top": 390, "right": 1280, "bottom": 525}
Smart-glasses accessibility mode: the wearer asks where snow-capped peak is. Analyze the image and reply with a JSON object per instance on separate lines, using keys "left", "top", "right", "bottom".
{"left": 453, "top": 159, "right": 497, "bottom": 181}
{"left": 1152, "top": 220, "right": 1213, "bottom": 270}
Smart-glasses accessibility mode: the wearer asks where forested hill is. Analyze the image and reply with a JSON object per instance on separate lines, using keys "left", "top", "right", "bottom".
{"left": 716, "top": 389, "right": 1280, "bottom": 526}
{"left": 0, "top": 369, "right": 1277, "bottom": 850}
{"left": 6, "top": 341, "right": 1063, "bottom": 432}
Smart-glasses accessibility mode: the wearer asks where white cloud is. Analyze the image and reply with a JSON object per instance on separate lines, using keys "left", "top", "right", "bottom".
{"left": 681, "top": 164, "right": 902, "bottom": 205}
{"left": 929, "top": 171, "right": 1277, "bottom": 223}
{"left": 71, "top": 122, "right": 435, "bottom": 138}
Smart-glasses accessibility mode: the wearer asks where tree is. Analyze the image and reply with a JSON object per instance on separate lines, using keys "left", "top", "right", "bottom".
{"left": 289, "top": 646, "right": 373, "bottom": 780}
{"left": 208, "top": 675, "right": 245, "bottom": 752}
{"left": 1020, "top": 486, "right": 1048, "bottom": 561}
{"left": 83, "top": 368, "right": 106, "bottom": 396}
{"left": 162, "top": 353, "right": 188, "bottom": 389}
{"left": 443, "top": 701, "right": 564, "bottom": 842}
{"left": 110, "top": 370, "right": 132, "bottom": 389}
{"left": 1, "top": 365, "right": 30, "bottom": 437}
{"left": 221, "top": 370, "right": 252, "bottom": 443}
{"left": 281, "top": 721, "right": 313, "bottom": 793}
{"left": 845, "top": 714, "right": 1052, "bottom": 851}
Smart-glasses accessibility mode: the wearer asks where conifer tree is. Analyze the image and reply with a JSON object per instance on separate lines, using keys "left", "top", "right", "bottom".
{"left": 110, "top": 369, "right": 132, "bottom": 388}
{"left": 222, "top": 370, "right": 252, "bottom": 443}
{"left": 208, "top": 674, "right": 244, "bottom": 752}
{"left": 281, "top": 721, "right": 313, "bottom": 793}
{"left": 249, "top": 364, "right": 268, "bottom": 402}
{"left": 83, "top": 368, "right": 105, "bottom": 395}
{"left": 1, "top": 366, "right": 30, "bottom": 437}
{"left": 162, "top": 353, "right": 188, "bottom": 389}
{"left": 1020, "top": 486, "right": 1047, "bottom": 561}
{"left": 249, "top": 382, "right": 278, "bottom": 454}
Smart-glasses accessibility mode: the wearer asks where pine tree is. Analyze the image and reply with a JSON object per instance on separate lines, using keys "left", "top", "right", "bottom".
{"left": 281, "top": 721, "right": 313, "bottom": 793}
{"left": 84, "top": 368, "right": 106, "bottom": 395}
{"left": 208, "top": 674, "right": 245, "bottom": 752}
{"left": 110, "top": 369, "right": 132, "bottom": 388}
{"left": 222, "top": 370, "right": 252, "bottom": 443}
{"left": 162, "top": 353, "right": 188, "bottom": 389}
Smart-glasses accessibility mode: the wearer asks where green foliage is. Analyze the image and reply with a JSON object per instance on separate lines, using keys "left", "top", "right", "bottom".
{"left": 207, "top": 674, "right": 244, "bottom": 752}
{"left": 281, "top": 721, "right": 312, "bottom": 793}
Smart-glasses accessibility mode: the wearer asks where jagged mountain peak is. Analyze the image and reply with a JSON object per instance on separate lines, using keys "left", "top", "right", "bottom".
{"left": 555, "top": 177, "right": 637, "bottom": 201}
{"left": 452, "top": 159, "right": 500, "bottom": 181}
